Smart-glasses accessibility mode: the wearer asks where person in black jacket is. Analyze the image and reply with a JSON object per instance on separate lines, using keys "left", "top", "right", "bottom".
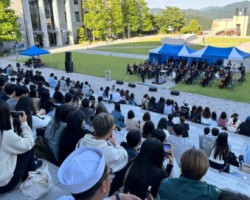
{"left": 58, "top": 110, "right": 91, "bottom": 165}
{"left": 124, "top": 138, "right": 173, "bottom": 199}
{"left": 238, "top": 116, "right": 250, "bottom": 137}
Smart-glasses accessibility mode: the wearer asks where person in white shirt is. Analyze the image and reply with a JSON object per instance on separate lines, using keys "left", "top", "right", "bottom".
{"left": 112, "top": 88, "right": 121, "bottom": 103}
{"left": 76, "top": 113, "right": 128, "bottom": 194}
{"left": 0, "top": 100, "right": 41, "bottom": 193}
{"left": 168, "top": 124, "right": 195, "bottom": 167}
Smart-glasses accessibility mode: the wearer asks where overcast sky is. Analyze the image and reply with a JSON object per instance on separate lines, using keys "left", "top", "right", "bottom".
{"left": 145, "top": 0, "right": 249, "bottom": 10}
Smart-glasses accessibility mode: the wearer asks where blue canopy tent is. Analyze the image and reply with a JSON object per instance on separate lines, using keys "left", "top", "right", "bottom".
{"left": 178, "top": 44, "right": 197, "bottom": 57}
{"left": 228, "top": 47, "right": 250, "bottom": 60}
{"left": 190, "top": 46, "right": 233, "bottom": 59}
{"left": 19, "top": 45, "right": 50, "bottom": 56}
{"left": 149, "top": 44, "right": 184, "bottom": 64}
{"left": 19, "top": 45, "right": 51, "bottom": 67}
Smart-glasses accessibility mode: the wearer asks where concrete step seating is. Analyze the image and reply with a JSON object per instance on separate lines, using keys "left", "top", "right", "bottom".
{"left": 0, "top": 160, "right": 68, "bottom": 200}
{"left": 1, "top": 103, "right": 250, "bottom": 199}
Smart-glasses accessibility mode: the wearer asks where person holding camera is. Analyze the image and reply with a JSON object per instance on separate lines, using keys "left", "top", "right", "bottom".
{"left": 0, "top": 100, "right": 41, "bottom": 193}
{"left": 123, "top": 138, "right": 173, "bottom": 199}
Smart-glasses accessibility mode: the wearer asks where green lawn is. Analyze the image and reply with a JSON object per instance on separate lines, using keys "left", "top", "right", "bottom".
{"left": 172, "top": 74, "right": 250, "bottom": 103}
{"left": 40, "top": 52, "right": 143, "bottom": 82}
{"left": 200, "top": 37, "right": 250, "bottom": 48}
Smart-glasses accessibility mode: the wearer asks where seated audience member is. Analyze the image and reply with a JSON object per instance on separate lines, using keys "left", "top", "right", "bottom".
{"left": 168, "top": 124, "right": 194, "bottom": 166}
{"left": 217, "top": 111, "right": 228, "bottom": 128}
{"left": 140, "top": 112, "right": 151, "bottom": 133}
{"left": 29, "top": 89, "right": 40, "bottom": 112}
{"left": 163, "top": 99, "right": 175, "bottom": 116}
{"left": 112, "top": 88, "right": 121, "bottom": 103}
{"left": 210, "top": 111, "right": 218, "bottom": 126}
{"left": 178, "top": 116, "right": 189, "bottom": 138}
{"left": 201, "top": 107, "right": 211, "bottom": 125}
{"left": 199, "top": 127, "right": 215, "bottom": 157}
{"left": 218, "top": 190, "right": 250, "bottom": 200}
{"left": 193, "top": 106, "right": 203, "bottom": 124}
{"left": 0, "top": 83, "right": 16, "bottom": 101}
{"left": 0, "top": 101, "right": 41, "bottom": 193}
{"left": 190, "top": 105, "right": 197, "bottom": 122}
{"left": 151, "top": 129, "right": 166, "bottom": 143}
{"left": 6, "top": 85, "right": 24, "bottom": 111}
{"left": 179, "top": 101, "right": 190, "bottom": 119}
{"left": 39, "top": 89, "right": 56, "bottom": 116}
{"left": 58, "top": 110, "right": 91, "bottom": 165}
{"left": 111, "top": 103, "right": 125, "bottom": 130}
{"left": 199, "top": 127, "right": 210, "bottom": 149}
{"left": 155, "top": 97, "right": 165, "bottom": 114}
{"left": 157, "top": 117, "right": 170, "bottom": 139}
{"left": 141, "top": 94, "right": 150, "bottom": 110}
{"left": 98, "top": 87, "right": 104, "bottom": 97}
{"left": 103, "top": 86, "right": 111, "bottom": 102}
{"left": 48, "top": 73, "right": 58, "bottom": 88}
{"left": 80, "top": 98, "right": 95, "bottom": 128}
{"left": 96, "top": 96, "right": 108, "bottom": 114}
{"left": 237, "top": 116, "right": 250, "bottom": 137}
{"left": 142, "top": 120, "right": 155, "bottom": 139}
{"left": 239, "top": 144, "right": 250, "bottom": 165}
{"left": 53, "top": 86, "right": 64, "bottom": 104}
{"left": 124, "top": 138, "right": 173, "bottom": 199}
{"left": 158, "top": 149, "right": 221, "bottom": 200}
{"left": 126, "top": 110, "right": 140, "bottom": 131}
{"left": 58, "top": 147, "right": 140, "bottom": 200}
{"left": 225, "top": 113, "right": 240, "bottom": 133}
{"left": 120, "top": 89, "right": 126, "bottom": 104}
{"left": 45, "top": 105, "right": 76, "bottom": 163}
{"left": 209, "top": 132, "right": 239, "bottom": 173}
{"left": 76, "top": 113, "right": 128, "bottom": 194}
{"left": 147, "top": 96, "right": 157, "bottom": 112}
{"left": 128, "top": 93, "right": 137, "bottom": 106}
{"left": 166, "top": 114, "right": 175, "bottom": 135}
{"left": 121, "top": 130, "right": 141, "bottom": 161}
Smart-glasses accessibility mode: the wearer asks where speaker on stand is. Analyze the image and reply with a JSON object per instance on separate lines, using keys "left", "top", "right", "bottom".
{"left": 65, "top": 52, "right": 74, "bottom": 73}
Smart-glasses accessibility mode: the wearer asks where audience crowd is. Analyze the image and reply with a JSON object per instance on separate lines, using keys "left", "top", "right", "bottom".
{"left": 0, "top": 62, "right": 249, "bottom": 200}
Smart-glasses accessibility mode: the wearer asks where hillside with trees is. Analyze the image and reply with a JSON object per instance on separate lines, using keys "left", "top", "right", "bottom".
{"left": 149, "top": 1, "right": 250, "bottom": 34}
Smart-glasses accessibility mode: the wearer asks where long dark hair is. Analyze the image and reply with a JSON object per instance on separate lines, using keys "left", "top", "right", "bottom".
{"left": 15, "top": 96, "right": 33, "bottom": 129}
{"left": 125, "top": 138, "right": 164, "bottom": 191}
{"left": 0, "top": 100, "right": 12, "bottom": 146}
{"left": 50, "top": 104, "right": 75, "bottom": 135}
{"left": 213, "top": 132, "right": 229, "bottom": 160}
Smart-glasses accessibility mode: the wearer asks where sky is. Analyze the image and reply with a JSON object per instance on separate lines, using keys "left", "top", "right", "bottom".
{"left": 145, "top": 0, "right": 249, "bottom": 10}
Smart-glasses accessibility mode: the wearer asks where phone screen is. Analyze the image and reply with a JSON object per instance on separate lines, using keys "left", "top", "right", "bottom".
{"left": 163, "top": 144, "right": 171, "bottom": 151}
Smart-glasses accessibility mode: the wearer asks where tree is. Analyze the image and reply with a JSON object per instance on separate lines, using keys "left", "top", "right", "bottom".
{"left": 78, "top": 27, "right": 87, "bottom": 43}
{"left": 83, "top": 0, "right": 107, "bottom": 41}
{"left": 137, "top": 0, "right": 153, "bottom": 33}
{"left": 161, "top": 6, "right": 185, "bottom": 33}
{"left": 180, "top": 19, "right": 200, "bottom": 34}
{"left": 0, "top": 0, "right": 21, "bottom": 42}
{"left": 109, "top": 0, "right": 124, "bottom": 38}
{"left": 187, "top": 19, "right": 200, "bottom": 33}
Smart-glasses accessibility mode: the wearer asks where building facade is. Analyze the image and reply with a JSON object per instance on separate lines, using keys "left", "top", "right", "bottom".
{"left": 10, "top": 0, "right": 83, "bottom": 48}
{"left": 211, "top": 8, "right": 249, "bottom": 37}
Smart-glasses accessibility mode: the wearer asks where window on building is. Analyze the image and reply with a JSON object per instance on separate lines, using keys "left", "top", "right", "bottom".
{"left": 75, "top": 11, "right": 80, "bottom": 22}
{"left": 74, "top": 0, "right": 78, "bottom": 5}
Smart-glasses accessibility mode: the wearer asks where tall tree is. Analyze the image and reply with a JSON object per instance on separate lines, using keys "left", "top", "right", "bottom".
{"left": 83, "top": 0, "right": 107, "bottom": 41}
{"left": 137, "top": 0, "right": 153, "bottom": 33}
{"left": 109, "top": 0, "right": 123, "bottom": 38}
{"left": 187, "top": 19, "right": 200, "bottom": 33}
{"left": 162, "top": 6, "right": 185, "bottom": 33}
{"left": 0, "top": 0, "right": 21, "bottom": 42}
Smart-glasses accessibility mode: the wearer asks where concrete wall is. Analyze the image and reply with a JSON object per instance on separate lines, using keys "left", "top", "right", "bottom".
{"left": 161, "top": 34, "right": 196, "bottom": 44}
